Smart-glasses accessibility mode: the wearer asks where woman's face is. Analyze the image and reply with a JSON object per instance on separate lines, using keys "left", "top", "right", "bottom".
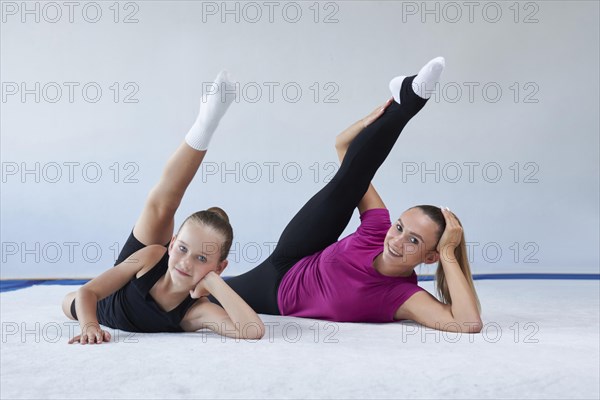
{"left": 167, "top": 221, "right": 226, "bottom": 287}
{"left": 382, "top": 207, "right": 441, "bottom": 271}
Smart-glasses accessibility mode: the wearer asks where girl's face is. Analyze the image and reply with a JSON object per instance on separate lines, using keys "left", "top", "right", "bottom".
{"left": 381, "top": 208, "right": 441, "bottom": 272}
{"left": 167, "top": 221, "right": 227, "bottom": 287}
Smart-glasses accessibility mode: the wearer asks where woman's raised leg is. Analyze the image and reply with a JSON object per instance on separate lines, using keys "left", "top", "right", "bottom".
{"left": 269, "top": 58, "right": 445, "bottom": 269}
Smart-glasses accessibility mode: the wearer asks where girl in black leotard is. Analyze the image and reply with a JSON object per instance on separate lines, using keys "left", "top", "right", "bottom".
{"left": 61, "top": 72, "right": 265, "bottom": 344}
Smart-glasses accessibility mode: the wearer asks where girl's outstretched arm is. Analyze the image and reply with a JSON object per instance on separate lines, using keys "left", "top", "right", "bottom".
{"left": 334, "top": 99, "right": 393, "bottom": 213}
{"left": 66, "top": 245, "right": 166, "bottom": 344}
{"left": 180, "top": 272, "right": 265, "bottom": 340}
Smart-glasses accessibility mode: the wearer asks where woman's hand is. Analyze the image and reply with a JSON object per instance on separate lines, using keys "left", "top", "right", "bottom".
{"left": 361, "top": 98, "right": 394, "bottom": 128}
{"left": 437, "top": 207, "right": 463, "bottom": 254}
{"left": 68, "top": 323, "right": 111, "bottom": 345}
{"left": 336, "top": 98, "right": 394, "bottom": 156}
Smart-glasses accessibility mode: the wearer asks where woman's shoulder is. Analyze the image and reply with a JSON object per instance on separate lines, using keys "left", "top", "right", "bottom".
{"left": 355, "top": 208, "right": 391, "bottom": 241}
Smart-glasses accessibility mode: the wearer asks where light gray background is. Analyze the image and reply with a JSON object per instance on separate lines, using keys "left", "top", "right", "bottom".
{"left": 1, "top": 0, "right": 598, "bottom": 278}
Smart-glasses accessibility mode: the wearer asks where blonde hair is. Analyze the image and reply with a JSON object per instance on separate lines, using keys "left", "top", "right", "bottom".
{"left": 412, "top": 205, "right": 481, "bottom": 313}
{"left": 177, "top": 207, "right": 233, "bottom": 261}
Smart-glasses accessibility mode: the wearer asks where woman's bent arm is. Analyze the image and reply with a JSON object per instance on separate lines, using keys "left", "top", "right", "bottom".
{"left": 436, "top": 208, "right": 481, "bottom": 326}
{"left": 437, "top": 252, "right": 482, "bottom": 328}
{"left": 394, "top": 290, "right": 482, "bottom": 333}
{"left": 395, "top": 209, "right": 482, "bottom": 333}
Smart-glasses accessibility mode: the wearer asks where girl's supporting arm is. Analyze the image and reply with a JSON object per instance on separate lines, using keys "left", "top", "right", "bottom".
{"left": 68, "top": 245, "right": 166, "bottom": 344}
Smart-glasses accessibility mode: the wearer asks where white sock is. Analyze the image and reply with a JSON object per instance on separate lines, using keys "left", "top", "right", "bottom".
{"left": 388, "top": 75, "right": 407, "bottom": 104}
{"left": 388, "top": 57, "right": 445, "bottom": 103}
{"left": 185, "top": 70, "right": 237, "bottom": 151}
{"left": 413, "top": 56, "right": 445, "bottom": 99}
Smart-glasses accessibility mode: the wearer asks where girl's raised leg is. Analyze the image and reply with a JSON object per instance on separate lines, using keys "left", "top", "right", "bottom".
{"left": 133, "top": 144, "right": 208, "bottom": 246}
{"left": 133, "top": 71, "right": 237, "bottom": 246}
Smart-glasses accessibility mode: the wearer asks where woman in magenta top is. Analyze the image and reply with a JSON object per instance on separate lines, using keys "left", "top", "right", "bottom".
{"left": 209, "top": 57, "right": 483, "bottom": 333}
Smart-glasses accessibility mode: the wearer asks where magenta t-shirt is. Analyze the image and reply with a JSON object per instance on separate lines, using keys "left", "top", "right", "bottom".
{"left": 277, "top": 208, "right": 425, "bottom": 322}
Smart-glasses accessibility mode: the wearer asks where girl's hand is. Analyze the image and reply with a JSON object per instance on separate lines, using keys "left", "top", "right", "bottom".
{"left": 361, "top": 98, "right": 394, "bottom": 128}
{"left": 189, "top": 271, "right": 219, "bottom": 299}
{"left": 437, "top": 207, "right": 463, "bottom": 253}
{"left": 68, "top": 323, "right": 111, "bottom": 345}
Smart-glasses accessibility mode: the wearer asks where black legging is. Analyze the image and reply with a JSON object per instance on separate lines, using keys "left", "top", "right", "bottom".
{"left": 210, "top": 76, "right": 428, "bottom": 314}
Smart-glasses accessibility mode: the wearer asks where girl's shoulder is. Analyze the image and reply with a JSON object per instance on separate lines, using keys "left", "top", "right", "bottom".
{"left": 132, "top": 245, "right": 169, "bottom": 279}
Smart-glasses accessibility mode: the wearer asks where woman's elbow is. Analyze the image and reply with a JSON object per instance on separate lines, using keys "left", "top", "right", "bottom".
{"left": 464, "top": 319, "right": 483, "bottom": 334}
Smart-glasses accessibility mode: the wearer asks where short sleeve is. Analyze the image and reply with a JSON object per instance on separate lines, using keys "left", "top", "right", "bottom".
{"left": 355, "top": 208, "right": 391, "bottom": 241}
{"left": 387, "top": 282, "right": 426, "bottom": 321}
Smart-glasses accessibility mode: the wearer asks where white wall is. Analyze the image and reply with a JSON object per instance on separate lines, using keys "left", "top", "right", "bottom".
{"left": 1, "top": 1, "right": 598, "bottom": 278}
